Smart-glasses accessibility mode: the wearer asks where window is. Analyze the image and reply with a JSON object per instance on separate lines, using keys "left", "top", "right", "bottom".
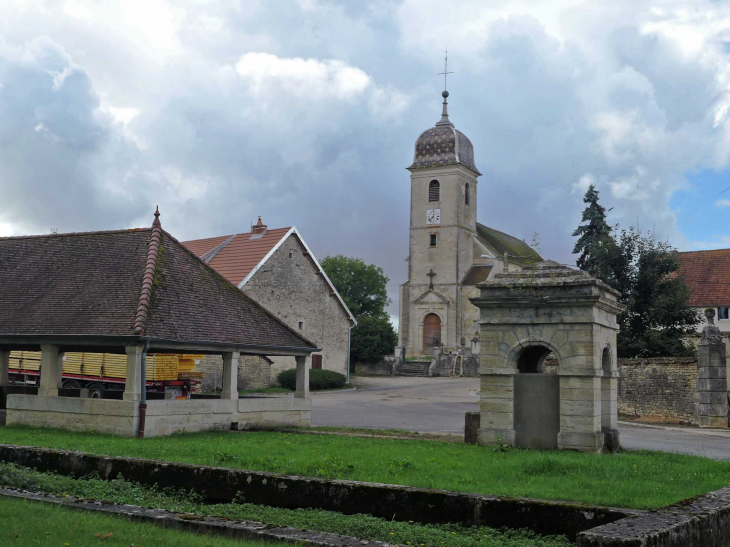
{"left": 429, "top": 233, "right": 437, "bottom": 247}
{"left": 289, "top": 251, "right": 293, "bottom": 258}
{"left": 719, "top": 307, "right": 730, "bottom": 320}
{"left": 465, "top": 183, "right": 470, "bottom": 205}
{"left": 428, "top": 180, "right": 440, "bottom": 202}
{"left": 298, "top": 321, "right": 304, "bottom": 330}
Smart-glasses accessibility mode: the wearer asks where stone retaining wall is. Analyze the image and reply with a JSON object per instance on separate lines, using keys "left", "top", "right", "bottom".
{"left": 0, "top": 443, "right": 629, "bottom": 540}
{"left": 197, "top": 355, "right": 273, "bottom": 392}
{"left": 617, "top": 357, "right": 698, "bottom": 424}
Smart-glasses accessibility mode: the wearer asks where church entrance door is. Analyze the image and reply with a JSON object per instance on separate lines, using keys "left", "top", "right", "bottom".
{"left": 423, "top": 313, "right": 441, "bottom": 349}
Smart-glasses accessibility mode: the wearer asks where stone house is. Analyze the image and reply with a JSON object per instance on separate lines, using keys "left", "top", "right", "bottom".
{"left": 675, "top": 249, "right": 730, "bottom": 334}
{"left": 183, "top": 219, "right": 356, "bottom": 389}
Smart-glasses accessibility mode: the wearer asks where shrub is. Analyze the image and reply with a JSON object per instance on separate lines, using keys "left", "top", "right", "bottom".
{"left": 277, "top": 368, "right": 346, "bottom": 391}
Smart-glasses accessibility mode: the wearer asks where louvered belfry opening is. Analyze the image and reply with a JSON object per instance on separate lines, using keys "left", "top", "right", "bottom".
{"left": 429, "top": 180, "right": 440, "bottom": 202}
{"left": 465, "top": 183, "right": 470, "bottom": 205}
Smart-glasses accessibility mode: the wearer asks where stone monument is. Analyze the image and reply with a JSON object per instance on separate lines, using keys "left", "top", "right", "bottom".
{"left": 471, "top": 261, "right": 624, "bottom": 453}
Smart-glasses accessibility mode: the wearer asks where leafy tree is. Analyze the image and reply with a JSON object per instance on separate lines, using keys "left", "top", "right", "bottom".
{"left": 320, "top": 255, "right": 390, "bottom": 318}
{"left": 572, "top": 187, "right": 700, "bottom": 357}
{"left": 572, "top": 184, "right": 617, "bottom": 284}
{"left": 321, "top": 255, "right": 397, "bottom": 364}
{"left": 349, "top": 315, "right": 398, "bottom": 363}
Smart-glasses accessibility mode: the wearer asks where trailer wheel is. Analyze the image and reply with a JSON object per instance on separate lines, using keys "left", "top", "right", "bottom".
{"left": 87, "top": 383, "right": 105, "bottom": 399}
{"left": 62, "top": 380, "right": 82, "bottom": 389}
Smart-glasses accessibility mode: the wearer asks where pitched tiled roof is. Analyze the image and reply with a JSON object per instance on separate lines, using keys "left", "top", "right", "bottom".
{"left": 674, "top": 249, "right": 730, "bottom": 307}
{"left": 476, "top": 223, "right": 542, "bottom": 266}
{"left": 0, "top": 222, "right": 316, "bottom": 351}
{"left": 182, "top": 228, "right": 357, "bottom": 325}
{"left": 183, "top": 228, "right": 292, "bottom": 286}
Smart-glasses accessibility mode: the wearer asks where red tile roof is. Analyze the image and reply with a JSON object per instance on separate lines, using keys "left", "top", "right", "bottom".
{"left": 182, "top": 228, "right": 292, "bottom": 286}
{"left": 675, "top": 249, "right": 730, "bottom": 307}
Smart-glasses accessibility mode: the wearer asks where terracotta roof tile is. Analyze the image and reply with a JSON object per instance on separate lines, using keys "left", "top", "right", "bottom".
{"left": 183, "top": 228, "right": 292, "bottom": 286}
{"left": 675, "top": 249, "right": 730, "bottom": 307}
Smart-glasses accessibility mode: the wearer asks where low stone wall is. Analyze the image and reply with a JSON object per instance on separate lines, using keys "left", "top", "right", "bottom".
{"left": 430, "top": 353, "right": 479, "bottom": 377}
{"left": 197, "top": 355, "right": 273, "bottom": 392}
{"left": 0, "top": 443, "right": 630, "bottom": 540}
{"left": 617, "top": 357, "right": 698, "bottom": 424}
{"left": 355, "top": 356, "right": 395, "bottom": 376}
{"left": 577, "top": 485, "right": 730, "bottom": 546}
{"left": 6, "top": 394, "right": 311, "bottom": 437}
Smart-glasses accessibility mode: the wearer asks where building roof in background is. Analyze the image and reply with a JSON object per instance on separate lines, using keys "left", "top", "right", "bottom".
{"left": 0, "top": 217, "right": 316, "bottom": 352}
{"left": 182, "top": 226, "right": 356, "bottom": 325}
{"left": 462, "top": 265, "right": 493, "bottom": 285}
{"left": 675, "top": 249, "right": 730, "bottom": 307}
{"left": 476, "top": 223, "right": 543, "bottom": 266}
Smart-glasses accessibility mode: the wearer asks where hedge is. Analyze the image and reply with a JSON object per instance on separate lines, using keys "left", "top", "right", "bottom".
{"left": 277, "top": 368, "right": 346, "bottom": 391}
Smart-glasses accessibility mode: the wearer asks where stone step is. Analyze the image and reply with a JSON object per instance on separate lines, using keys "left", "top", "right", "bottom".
{"left": 398, "top": 361, "right": 431, "bottom": 377}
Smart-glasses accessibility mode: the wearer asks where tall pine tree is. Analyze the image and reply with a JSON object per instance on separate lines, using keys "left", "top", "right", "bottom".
{"left": 572, "top": 185, "right": 616, "bottom": 284}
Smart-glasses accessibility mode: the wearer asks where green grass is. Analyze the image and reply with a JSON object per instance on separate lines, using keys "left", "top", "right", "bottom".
{"left": 0, "top": 462, "right": 572, "bottom": 547}
{"left": 0, "top": 494, "right": 283, "bottom": 546}
{"left": 1, "top": 425, "right": 729, "bottom": 509}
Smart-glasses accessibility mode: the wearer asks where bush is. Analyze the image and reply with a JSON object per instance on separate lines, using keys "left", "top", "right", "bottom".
{"left": 277, "top": 368, "right": 346, "bottom": 391}
{"left": 350, "top": 315, "right": 397, "bottom": 364}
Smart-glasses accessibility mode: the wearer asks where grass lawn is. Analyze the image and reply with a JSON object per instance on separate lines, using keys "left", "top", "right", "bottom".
{"left": 1, "top": 425, "right": 729, "bottom": 509}
{"left": 0, "top": 495, "right": 283, "bottom": 546}
{"left": 0, "top": 462, "right": 572, "bottom": 547}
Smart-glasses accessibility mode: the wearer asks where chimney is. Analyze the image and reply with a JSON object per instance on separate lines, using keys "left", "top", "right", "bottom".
{"left": 251, "top": 216, "right": 267, "bottom": 234}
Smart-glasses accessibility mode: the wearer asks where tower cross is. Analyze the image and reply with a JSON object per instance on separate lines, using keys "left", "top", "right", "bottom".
{"left": 427, "top": 268, "right": 437, "bottom": 290}
{"left": 437, "top": 49, "right": 454, "bottom": 91}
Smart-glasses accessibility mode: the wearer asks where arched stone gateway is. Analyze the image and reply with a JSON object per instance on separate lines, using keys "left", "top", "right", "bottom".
{"left": 470, "top": 261, "right": 624, "bottom": 453}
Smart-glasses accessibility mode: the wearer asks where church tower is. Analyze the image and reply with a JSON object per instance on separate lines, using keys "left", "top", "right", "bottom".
{"left": 399, "top": 88, "right": 481, "bottom": 356}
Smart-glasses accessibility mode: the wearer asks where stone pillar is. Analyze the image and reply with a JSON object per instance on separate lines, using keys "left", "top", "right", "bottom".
{"left": 123, "top": 346, "right": 144, "bottom": 401}
{"left": 294, "top": 355, "right": 310, "bottom": 399}
{"left": 601, "top": 374, "right": 620, "bottom": 451}
{"left": 221, "top": 351, "right": 240, "bottom": 400}
{"left": 477, "top": 369, "right": 516, "bottom": 445}
{"left": 0, "top": 350, "right": 9, "bottom": 386}
{"left": 558, "top": 375, "right": 604, "bottom": 452}
{"left": 38, "top": 345, "right": 63, "bottom": 397}
{"left": 697, "top": 310, "right": 728, "bottom": 429}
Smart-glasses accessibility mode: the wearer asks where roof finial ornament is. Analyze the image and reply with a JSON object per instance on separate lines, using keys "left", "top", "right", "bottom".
{"left": 152, "top": 205, "right": 161, "bottom": 227}
{"left": 436, "top": 48, "right": 454, "bottom": 127}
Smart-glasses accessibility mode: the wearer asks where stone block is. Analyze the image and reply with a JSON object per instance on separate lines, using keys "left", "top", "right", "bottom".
{"left": 561, "top": 399, "right": 601, "bottom": 417}
{"left": 559, "top": 414, "right": 601, "bottom": 433}
{"left": 480, "top": 410, "right": 513, "bottom": 429}
{"left": 698, "top": 403, "right": 728, "bottom": 417}
{"left": 698, "top": 415, "right": 728, "bottom": 429}
{"left": 697, "top": 378, "right": 727, "bottom": 392}
{"left": 699, "top": 392, "right": 727, "bottom": 405}
{"left": 557, "top": 431, "right": 604, "bottom": 453}
{"left": 698, "top": 367, "right": 727, "bottom": 379}
{"left": 481, "top": 398, "right": 513, "bottom": 414}
{"left": 560, "top": 387, "right": 602, "bottom": 401}
{"left": 477, "top": 427, "right": 515, "bottom": 446}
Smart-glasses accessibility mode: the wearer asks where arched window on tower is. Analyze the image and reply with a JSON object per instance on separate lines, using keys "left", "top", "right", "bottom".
{"left": 465, "top": 183, "right": 470, "bottom": 205}
{"left": 429, "top": 180, "right": 440, "bottom": 202}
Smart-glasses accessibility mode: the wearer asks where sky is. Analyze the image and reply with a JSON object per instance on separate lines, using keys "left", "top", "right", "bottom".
{"left": 2, "top": 0, "right": 730, "bottom": 323}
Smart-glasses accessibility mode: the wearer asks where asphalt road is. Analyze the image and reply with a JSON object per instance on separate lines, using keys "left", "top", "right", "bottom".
{"left": 311, "top": 375, "right": 730, "bottom": 459}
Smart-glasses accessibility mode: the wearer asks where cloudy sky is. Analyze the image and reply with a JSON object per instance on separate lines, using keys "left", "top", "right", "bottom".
{"left": 2, "top": 0, "right": 730, "bottom": 321}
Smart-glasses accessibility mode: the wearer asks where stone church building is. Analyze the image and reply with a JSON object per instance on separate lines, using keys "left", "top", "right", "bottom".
{"left": 398, "top": 91, "right": 541, "bottom": 357}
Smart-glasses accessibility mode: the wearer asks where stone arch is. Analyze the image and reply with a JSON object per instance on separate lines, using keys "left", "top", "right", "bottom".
{"left": 506, "top": 339, "right": 564, "bottom": 372}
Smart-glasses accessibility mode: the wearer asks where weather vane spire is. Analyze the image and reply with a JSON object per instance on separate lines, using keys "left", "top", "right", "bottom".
{"left": 436, "top": 48, "right": 454, "bottom": 126}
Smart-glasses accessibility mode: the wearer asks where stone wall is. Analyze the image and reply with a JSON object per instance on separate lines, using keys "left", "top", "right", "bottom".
{"left": 243, "top": 235, "right": 351, "bottom": 377}
{"left": 430, "top": 352, "right": 479, "bottom": 377}
{"left": 5, "top": 394, "right": 311, "bottom": 437}
{"left": 197, "top": 355, "right": 272, "bottom": 392}
{"left": 355, "top": 356, "right": 396, "bottom": 376}
{"left": 617, "top": 357, "right": 698, "bottom": 424}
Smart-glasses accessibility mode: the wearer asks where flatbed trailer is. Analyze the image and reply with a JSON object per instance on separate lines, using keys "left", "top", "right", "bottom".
{"left": 8, "top": 351, "right": 203, "bottom": 398}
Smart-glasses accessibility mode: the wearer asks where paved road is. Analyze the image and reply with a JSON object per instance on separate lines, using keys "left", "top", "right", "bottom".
{"left": 311, "top": 376, "right": 730, "bottom": 459}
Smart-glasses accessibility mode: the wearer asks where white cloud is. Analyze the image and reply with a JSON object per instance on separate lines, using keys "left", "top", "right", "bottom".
{"left": 715, "top": 199, "right": 730, "bottom": 207}
{"left": 573, "top": 173, "right": 596, "bottom": 194}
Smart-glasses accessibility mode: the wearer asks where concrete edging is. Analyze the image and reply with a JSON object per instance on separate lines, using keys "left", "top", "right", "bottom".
{"left": 0, "top": 487, "right": 392, "bottom": 546}
{"left": 0, "top": 443, "right": 629, "bottom": 540}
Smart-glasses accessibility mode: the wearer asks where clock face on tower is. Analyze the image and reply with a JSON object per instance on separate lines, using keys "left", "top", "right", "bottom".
{"left": 426, "top": 209, "right": 441, "bottom": 225}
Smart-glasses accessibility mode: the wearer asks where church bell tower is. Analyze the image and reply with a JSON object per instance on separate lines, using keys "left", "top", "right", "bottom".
{"left": 399, "top": 86, "right": 481, "bottom": 357}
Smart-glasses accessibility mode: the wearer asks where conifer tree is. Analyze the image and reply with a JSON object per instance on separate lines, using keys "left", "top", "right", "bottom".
{"left": 572, "top": 184, "right": 616, "bottom": 284}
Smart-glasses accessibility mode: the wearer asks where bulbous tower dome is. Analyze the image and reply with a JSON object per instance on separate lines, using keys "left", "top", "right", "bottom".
{"left": 408, "top": 90, "right": 480, "bottom": 175}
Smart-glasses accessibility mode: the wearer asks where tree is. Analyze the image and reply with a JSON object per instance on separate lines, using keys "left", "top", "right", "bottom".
{"left": 572, "top": 184, "right": 617, "bottom": 284}
{"left": 572, "top": 187, "right": 700, "bottom": 357}
{"left": 321, "top": 255, "right": 397, "bottom": 364}
{"left": 349, "top": 315, "right": 398, "bottom": 363}
{"left": 320, "top": 255, "right": 390, "bottom": 318}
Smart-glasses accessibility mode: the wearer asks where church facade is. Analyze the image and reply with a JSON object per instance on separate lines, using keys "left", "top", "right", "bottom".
{"left": 398, "top": 91, "right": 542, "bottom": 357}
